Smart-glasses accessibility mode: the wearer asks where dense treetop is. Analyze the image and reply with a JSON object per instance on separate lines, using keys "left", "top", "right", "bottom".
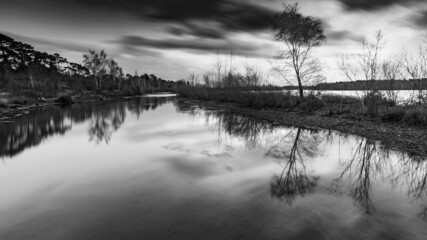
{"left": 0, "top": 33, "right": 88, "bottom": 75}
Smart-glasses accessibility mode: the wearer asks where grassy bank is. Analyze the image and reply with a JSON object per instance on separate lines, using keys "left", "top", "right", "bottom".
{"left": 176, "top": 86, "right": 427, "bottom": 128}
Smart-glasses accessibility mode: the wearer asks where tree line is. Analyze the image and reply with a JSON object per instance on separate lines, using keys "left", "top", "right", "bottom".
{"left": 315, "top": 79, "right": 427, "bottom": 91}
{"left": 0, "top": 33, "right": 182, "bottom": 99}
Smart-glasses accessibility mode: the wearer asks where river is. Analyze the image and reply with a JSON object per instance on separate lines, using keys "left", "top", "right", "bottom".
{"left": 0, "top": 93, "right": 426, "bottom": 239}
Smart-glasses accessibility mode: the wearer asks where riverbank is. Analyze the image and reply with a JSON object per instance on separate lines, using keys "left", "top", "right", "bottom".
{"left": 178, "top": 97, "right": 427, "bottom": 158}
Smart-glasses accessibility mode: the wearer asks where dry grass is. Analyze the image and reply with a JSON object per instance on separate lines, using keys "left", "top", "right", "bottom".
{"left": 177, "top": 86, "right": 427, "bottom": 128}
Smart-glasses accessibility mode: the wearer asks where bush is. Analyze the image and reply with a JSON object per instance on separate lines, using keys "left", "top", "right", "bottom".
{"left": 9, "top": 96, "right": 29, "bottom": 105}
{"left": 380, "top": 106, "right": 427, "bottom": 127}
{"left": 55, "top": 95, "right": 73, "bottom": 106}
{"left": 380, "top": 107, "right": 405, "bottom": 122}
{"left": 298, "top": 94, "right": 324, "bottom": 112}
{"left": 363, "top": 91, "right": 396, "bottom": 115}
{"left": 402, "top": 107, "right": 427, "bottom": 127}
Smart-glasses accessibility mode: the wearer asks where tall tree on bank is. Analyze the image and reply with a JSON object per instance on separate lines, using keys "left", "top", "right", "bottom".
{"left": 83, "top": 50, "right": 108, "bottom": 92}
{"left": 109, "top": 59, "right": 124, "bottom": 90}
{"left": 83, "top": 49, "right": 123, "bottom": 92}
{"left": 272, "top": 3, "right": 326, "bottom": 98}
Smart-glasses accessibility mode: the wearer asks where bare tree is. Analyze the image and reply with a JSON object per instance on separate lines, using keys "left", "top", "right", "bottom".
{"left": 187, "top": 72, "right": 199, "bottom": 87}
{"left": 213, "top": 52, "right": 223, "bottom": 87}
{"left": 338, "top": 30, "right": 385, "bottom": 84}
{"left": 272, "top": 3, "right": 326, "bottom": 98}
{"left": 381, "top": 57, "right": 401, "bottom": 102}
{"left": 337, "top": 30, "right": 386, "bottom": 112}
{"left": 360, "top": 31, "right": 385, "bottom": 84}
{"left": 400, "top": 35, "right": 427, "bottom": 103}
{"left": 241, "top": 61, "right": 263, "bottom": 87}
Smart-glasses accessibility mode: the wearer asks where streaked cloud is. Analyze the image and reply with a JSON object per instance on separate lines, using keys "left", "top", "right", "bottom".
{"left": 335, "top": 0, "right": 425, "bottom": 11}
{"left": 1, "top": 0, "right": 427, "bottom": 81}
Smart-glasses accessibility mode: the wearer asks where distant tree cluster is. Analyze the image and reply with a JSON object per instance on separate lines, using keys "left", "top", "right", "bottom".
{"left": 183, "top": 52, "right": 265, "bottom": 89}
{"left": 124, "top": 71, "right": 178, "bottom": 94}
{"left": 0, "top": 33, "right": 178, "bottom": 98}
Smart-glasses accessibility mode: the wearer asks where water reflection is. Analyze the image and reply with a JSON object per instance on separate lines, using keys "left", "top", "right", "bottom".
{"left": 269, "top": 128, "right": 321, "bottom": 205}
{"left": 174, "top": 103, "right": 427, "bottom": 219}
{"left": 0, "top": 108, "right": 72, "bottom": 158}
{"left": 0, "top": 96, "right": 174, "bottom": 158}
{"left": 330, "top": 139, "right": 385, "bottom": 214}
{"left": 396, "top": 153, "right": 427, "bottom": 219}
{"left": 88, "top": 101, "right": 126, "bottom": 144}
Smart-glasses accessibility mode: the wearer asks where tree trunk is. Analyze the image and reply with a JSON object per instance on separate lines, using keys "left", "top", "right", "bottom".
{"left": 99, "top": 76, "right": 102, "bottom": 93}
{"left": 296, "top": 74, "right": 304, "bottom": 98}
{"left": 94, "top": 76, "right": 99, "bottom": 92}
{"left": 28, "top": 71, "right": 35, "bottom": 95}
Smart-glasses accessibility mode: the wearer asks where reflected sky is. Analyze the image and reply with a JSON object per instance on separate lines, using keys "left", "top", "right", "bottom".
{"left": 0, "top": 94, "right": 427, "bottom": 239}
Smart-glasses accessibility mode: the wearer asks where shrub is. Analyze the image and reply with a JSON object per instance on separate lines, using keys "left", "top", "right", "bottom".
{"left": 363, "top": 91, "right": 396, "bottom": 115}
{"left": 55, "top": 95, "right": 73, "bottom": 106}
{"left": 380, "top": 106, "right": 427, "bottom": 127}
{"left": 380, "top": 107, "right": 405, "bottom": 122}
{"left": 298, "top": 94, "right": 324, "bottom": 112}
{"left": 9, "top": 96, "right": 29, "bottom": 105}
{"left": 402, "top": 107, "right": 427, "bottom": 127}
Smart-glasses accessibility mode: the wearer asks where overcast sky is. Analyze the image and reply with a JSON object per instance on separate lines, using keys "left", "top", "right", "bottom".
{"left": 1, "top": 0, "right": 427, "bottom": 83}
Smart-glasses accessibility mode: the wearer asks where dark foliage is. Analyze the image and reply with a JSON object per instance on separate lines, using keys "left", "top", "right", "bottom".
{"left": 0, "top": 33, "right": 180, "bottom": 99}
{"left": 272, "top": 4, "right": 326, "bottom": 46}
{"left": 55, "top": 96, "right": 73, "bottom": 106}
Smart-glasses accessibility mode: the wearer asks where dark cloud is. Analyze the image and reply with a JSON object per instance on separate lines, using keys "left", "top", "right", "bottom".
{"left": 120, "top": 44, "right": 163, "bottom": 58}
{"left": 70, "top": 0, "right": 276, "bottom": 33}
{"left": 336, "top": 0, "right": 424, "bottom": 11}
{"left": 413, "top": 10, "right": 427, "bottom": 27}
{"left": 167, "top": 23, "right": 225, "bottom": 39}
{"left": 115, "top": 35, "right": 275, "bottom": 58}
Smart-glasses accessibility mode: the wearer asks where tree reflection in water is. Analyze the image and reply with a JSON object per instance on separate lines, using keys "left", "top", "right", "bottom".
{"left": 329, "top": 139, "right": 385, "bottom": 214}
{"left": 175, "top": 103, "right": 427, "bottom": 218}
{"left": 176, "top": 104, "right": 324, "bottom": 205}
{"left": 3, "top": 99, "right": 427, "bottom": 219}
{"left": 0, "top": 96, "right": 173, "bottom": 158}
{"left": 88, "top": 101, "right": 126, "bottom": 144}
{"left": 0, "top": 108, "right": 73, "bottom": 158}
{"left": 269, "top": 128, "right": 321, "bottom": 205}
{"left": 205, "top": 111, "right": 276, "bottom": 149}
{"left": 392, "top": 153, "right": 427, "bottom": 220}
{"left": 330, "top": 138, "right": 427, "bottom": 218}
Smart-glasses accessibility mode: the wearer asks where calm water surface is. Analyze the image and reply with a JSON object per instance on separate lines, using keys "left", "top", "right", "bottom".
{"left": 0, "top": 93, "right": 426, "bottom": 239}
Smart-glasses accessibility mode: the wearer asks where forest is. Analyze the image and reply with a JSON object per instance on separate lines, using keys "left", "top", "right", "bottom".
{"left": 0, "top": 33, "right": 185, "bottom": 100}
